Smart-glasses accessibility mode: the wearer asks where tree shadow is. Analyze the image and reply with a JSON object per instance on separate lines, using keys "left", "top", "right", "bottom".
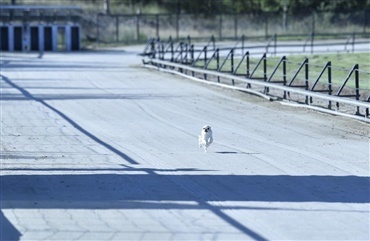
{"left": 1, "top": 170, "right": 368, "bottom": 241}
{"left": 1, "top": 172, "right": 369, "bottom": 209}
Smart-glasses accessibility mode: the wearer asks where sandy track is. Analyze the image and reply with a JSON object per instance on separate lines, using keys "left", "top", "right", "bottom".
{"left": 1, "top": 48, "right": 369, "bottom": 241}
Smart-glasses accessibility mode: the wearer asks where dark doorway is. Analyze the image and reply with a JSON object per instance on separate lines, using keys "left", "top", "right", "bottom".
{"left": 30, "top": 26, "right": 39, "bottom": 51}
{"left": 44, "top": 26, "right": 52, "bottom": 51}
{"left": 57, "top": 27, "right": 65, "bottom": 51}
{"left": 14, "top": 26, "right": 22, "bottom": 51}
{"left": 71, "top": 26, "right": 79, "bottom": 51}
{"left": 1, "top": 26, "right": 9, "bottom": 51}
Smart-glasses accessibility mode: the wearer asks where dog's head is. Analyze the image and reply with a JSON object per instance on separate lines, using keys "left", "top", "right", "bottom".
{"left": 202, "top": 125, "right": 212, "bottom": 133}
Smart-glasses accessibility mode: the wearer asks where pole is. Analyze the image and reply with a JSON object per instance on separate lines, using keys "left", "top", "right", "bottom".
{"left": 219, "top": 14, "right": 222, "bottom": 40}
{"left": 116, "top": 15, "right": 119, "bottom": 42}
{"left": 105, "top": 0, "right": 110, "bottom": 15}
{"left": 136, "top": 13, "right": 140, "bottom": 42}
{"left": 156, "top": 15, "right": 159, "bottom": 37}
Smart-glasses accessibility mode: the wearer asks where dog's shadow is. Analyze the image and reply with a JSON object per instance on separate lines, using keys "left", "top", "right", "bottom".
{"left": 215, "top": 151, "right": 258, "bottom": 154}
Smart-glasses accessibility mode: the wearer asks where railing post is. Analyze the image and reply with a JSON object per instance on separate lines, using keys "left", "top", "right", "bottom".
{"left": 231, "top": 49, "right": 234, "bottom": 74}
{"left": 231, "top": 48, "right": 235, "bottom": 85}
{"left": 170, "top": 38, "right": 174, "bottom": 62}
{"left": 355, "top": 64, "right": 360, "bottom": 115}
{"left": 367, "top": 96, "right": 370, "bottom": 118}
{"left": 191, "top": 44, "right": 195, "bottom": 76}
{"left": 190, "top": 44, "right": 194, "bottom": 65}
{"left": 305, "top": 58, "right": 309, "bottom": 104}
{"left": 216, "top": 48, "right": 220, "bottom": 82}
{"left": 263, "top": 53, "right": 267, "bottom": 81}
{"left": 159, "top": 41, "right": 163, "bottom": 68}
{"left": 336, "top": 64, "right": 359, "bottom": 111}
{"left": 328, "top": 61, "right": 332, "bottom": 109}
{"left": 185, "top": 43, "right": 188, "bottom": 66}
{"left": 283, "top": 56, "right": 286, "bottom": 99}
{"left": 163, "top": 40, "right": 166, "bottom": 61}
{"left": 246, "top": 51, "right": 250, "bottom": 78}
{"left": 156, "top": 37, "right": 160, "bottom": 58}
{"left": 150, "top": 40, "right": 155, "bottom": 60}
{"left": 204, "top": 46, "right": 207, "bottom": 80}
{"left": 263, "top": 53, "right": 268, "bottom": 93}
{"left": 246, "top": 51, "right": 251, "bottom": 88}
{"left": 311, "top": 61, "right": 331, "bottom": 105}
{"left": 204, "top": 46, "right": 207, "bottom": 67}
{"left": 179, "top": 43, "right": 183, "bottom": 72}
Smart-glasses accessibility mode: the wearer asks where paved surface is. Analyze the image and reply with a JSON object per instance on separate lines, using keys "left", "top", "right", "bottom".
{"left": 1, "top": 47, "right": 369, "bottom": 241}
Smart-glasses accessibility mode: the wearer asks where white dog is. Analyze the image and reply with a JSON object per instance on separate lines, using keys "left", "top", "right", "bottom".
{"left": 198, "top": 125, "right": 213, "bottom": 152}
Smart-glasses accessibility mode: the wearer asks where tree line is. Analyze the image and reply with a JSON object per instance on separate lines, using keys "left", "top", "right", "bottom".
{"left": 6, "top": 0, "right": 370, "bottom": 14}
{"left": 108, "top": 0, "right": 370, "bottom": 14}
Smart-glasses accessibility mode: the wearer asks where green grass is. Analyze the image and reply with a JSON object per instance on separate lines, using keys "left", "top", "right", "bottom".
{"left": 269, "top": 53, "right": 369, "bottom": 89}
{"left": 276, "top": 52, "right": 370, "bottom": 72}
{"left": 199, "top": 52, "right": 370, "bottom": 89}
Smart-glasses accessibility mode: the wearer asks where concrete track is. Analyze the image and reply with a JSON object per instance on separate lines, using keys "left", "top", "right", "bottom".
{"left": 1, "top": 47, "right": 369, "bottom": 241}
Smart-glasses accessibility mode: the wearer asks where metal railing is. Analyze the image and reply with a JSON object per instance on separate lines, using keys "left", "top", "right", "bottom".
{"left": 142, "top": 33, "right": 369, "bottom": 57}
{"left": 141, "top": 36, "right": 370, "bottom": 121}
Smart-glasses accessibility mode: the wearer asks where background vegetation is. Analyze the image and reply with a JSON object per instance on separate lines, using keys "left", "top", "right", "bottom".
{"left": 2, "top": 0, "right": 370, "bottom": 45}
{"left": 3, "top": 0, "right": 370, "bottom": 14}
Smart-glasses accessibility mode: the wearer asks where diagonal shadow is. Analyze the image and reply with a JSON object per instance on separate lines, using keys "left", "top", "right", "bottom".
{"left": 1, "top": 74, "right": 138, "bottom": 165}
{"left": 0, "top": 211, "right": 21, "bottom": 241}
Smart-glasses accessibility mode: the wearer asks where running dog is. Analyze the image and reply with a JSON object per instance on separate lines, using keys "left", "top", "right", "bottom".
{"left": 198, "top": 125, "right": 213, "bottom": 152}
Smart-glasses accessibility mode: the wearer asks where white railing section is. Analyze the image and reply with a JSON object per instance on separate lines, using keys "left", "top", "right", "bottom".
{"left": 144, "top": 58, "right": 370, "bottom": 122}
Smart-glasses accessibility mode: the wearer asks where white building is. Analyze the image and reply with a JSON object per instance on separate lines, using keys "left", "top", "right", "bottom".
{"left": 0, "top": 5, "right": 81, "bottom": 51}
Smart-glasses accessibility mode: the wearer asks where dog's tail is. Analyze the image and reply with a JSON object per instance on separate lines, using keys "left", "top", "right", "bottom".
{"left": 198, "top": 135, "right": 202, "bottom": 148}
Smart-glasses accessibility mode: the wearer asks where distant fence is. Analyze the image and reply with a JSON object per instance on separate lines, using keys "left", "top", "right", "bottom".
{"left": 90, "top": 10, "right": 370, "bottom": 45}
{"left": 141, "top": 37, "right": 370, "bottom": 122}
{"left": 158, "top": 33, "right": 370, "bottom": 57}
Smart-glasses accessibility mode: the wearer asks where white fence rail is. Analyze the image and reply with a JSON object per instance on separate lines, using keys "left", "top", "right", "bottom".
{"left": 143, "top": 58, "right": 370, "bottom": 123}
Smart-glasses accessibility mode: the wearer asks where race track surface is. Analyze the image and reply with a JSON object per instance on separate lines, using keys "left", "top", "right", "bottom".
{"left": 1, "top": 48, "right": 369, "bottom": 241}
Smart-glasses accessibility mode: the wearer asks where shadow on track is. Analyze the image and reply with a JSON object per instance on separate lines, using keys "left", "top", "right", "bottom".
{"left": 0, "top": 211, "right": 21, "bottom": 241}
{"left": 1, "top": 173, "right": 368, "bottom": 207}
{"left": 2, "top": 172, "right": 369, "bottom": 240}
{"left": 1, "top": 74, "right": 138, "bottom": 165}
